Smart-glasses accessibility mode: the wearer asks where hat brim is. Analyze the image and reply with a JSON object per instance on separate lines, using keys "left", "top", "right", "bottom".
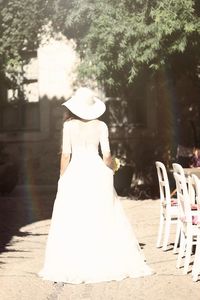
{"left": 62, "top": 97, "right": 106, "bottom": 120}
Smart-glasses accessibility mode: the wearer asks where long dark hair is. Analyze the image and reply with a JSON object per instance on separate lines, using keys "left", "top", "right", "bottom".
{"left": 62, "top": 107, "right": 81, "bottom": 122}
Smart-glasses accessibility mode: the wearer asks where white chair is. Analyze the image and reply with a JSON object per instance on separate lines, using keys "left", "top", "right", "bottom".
{"left": 172, "top": 163, "right": 185, "bottom": 176}
{"left": 173, "top": 162, "right": 199, "bottom": 207}
{"left": 191, "top": 174, "right": 200, "bottom": 281}
{"left": 155, "top": 161, "right": 180, "bottom": 251}
{"left": 172, "top": 163, "right": 186, "bottom": 252}
{"left": 173, "top": 171, "right": 199, "bottom": 274}
{"left": 173, "top": 163, "right": 196, "bottom": 205}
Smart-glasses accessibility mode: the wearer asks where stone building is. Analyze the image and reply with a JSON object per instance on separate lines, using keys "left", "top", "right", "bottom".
{"left": 0, "top": 33, "right": 157, "bottom": 192}
{"left": 0, "top": 35, "right": 79, "bottom": 186}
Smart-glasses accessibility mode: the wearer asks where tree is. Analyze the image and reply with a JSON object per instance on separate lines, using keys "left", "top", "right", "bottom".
{"left": 0, "top": 0, "right": 56, "bottom": 83}
{"left": 1, "top": 0, "right": 200, "bottom": 197}
{"left": 56, "top": 0, "right": 200, "bottom": 94}
{"left": 1, "top": 0, "right": 200, "bottom": 93}
{"left": 57, "top": 0, "right": 200, "bottom": 151}
{"left": 55, "top": 0, "right": 200, "bottom": 197}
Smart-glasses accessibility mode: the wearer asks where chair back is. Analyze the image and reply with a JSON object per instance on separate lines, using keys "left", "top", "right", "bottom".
{"left": 188, "top": 175, "right": 196, "bottom": 205}
{"left": 192, "top": 174, "right": 200, "bottom": 209}
{"left": 174, "top": 172, "right": 192, "bottom": 224}
{"left": 172, "top": 163, "right": 185, "bottom": 176}
{"left": 173, "top": 163, "right": 196, "bottom": 204}
{"left": 155, "top": 161, "right": 171, "bottom": 206}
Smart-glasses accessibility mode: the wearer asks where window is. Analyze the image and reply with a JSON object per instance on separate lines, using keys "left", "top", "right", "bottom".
{"left": 0, "top": 50, "right": 50, "bottom": 141}
{"left": 0, "top": 51, "right": 40, "bottom": 132}
{"left": 0, "top": 102, "right": 40, "bottom": 132}
{"left": 105, "top": 96, "right": 147, "bottom": 131}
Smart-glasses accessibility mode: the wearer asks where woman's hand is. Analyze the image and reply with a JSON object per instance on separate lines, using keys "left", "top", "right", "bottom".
{"left": 103, "top": 152, "right": 113, "bottom": 170}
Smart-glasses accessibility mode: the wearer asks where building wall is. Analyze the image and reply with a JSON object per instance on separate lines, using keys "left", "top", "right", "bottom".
{"left": 3, "top": 98, "right": 157, "bottom": 186}
{"left": 1, "top": 35, "right": 157, "bottom": 188}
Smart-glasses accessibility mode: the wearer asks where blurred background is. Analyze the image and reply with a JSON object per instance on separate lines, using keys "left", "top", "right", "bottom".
{"left": 0, "top": 0, "right": 200, "bottom": 200}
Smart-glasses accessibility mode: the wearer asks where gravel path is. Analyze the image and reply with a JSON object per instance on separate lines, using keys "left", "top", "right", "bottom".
{"left": 0, "top": 186, "right": 199, "bottom": 299}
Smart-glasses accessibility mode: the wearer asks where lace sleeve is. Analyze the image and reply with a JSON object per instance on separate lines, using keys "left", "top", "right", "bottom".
{"left": 99, "top": 122, "right": 111, "bottom": 155}
{"left": 62, "top": 121, "right": 71, "bottom": 154}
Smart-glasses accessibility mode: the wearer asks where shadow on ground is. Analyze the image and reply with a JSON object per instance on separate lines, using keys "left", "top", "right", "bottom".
{"left": 0, "top": 185, "right": 57, "bottom": 253}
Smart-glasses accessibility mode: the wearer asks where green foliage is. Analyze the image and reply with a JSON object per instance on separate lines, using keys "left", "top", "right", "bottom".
{"left": 0, "top": 0, "right": 200, "bottom": 92}
{"left": 0, "top": 0, "right": 55, "bottom": 79}
{"left": 57, "top": 0, "right": 200, "bottom": 90}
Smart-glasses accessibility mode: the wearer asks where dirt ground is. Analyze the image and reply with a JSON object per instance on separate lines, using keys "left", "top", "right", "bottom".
{"left": 0, "top": 186, "right": 200, "bottom": 300}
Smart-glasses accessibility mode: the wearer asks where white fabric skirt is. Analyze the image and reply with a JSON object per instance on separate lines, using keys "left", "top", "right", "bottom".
{"left": 39, "top": 153, "right": 153, "bottom": 283}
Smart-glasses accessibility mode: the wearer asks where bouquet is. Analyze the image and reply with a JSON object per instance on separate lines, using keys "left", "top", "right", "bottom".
{"left": 112, "top": 157, "right": 121, "bottom": 173}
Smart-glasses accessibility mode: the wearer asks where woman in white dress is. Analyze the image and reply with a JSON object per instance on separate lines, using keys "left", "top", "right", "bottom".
{"left": 39, "top": 87, "right": 153, "bottom": 284}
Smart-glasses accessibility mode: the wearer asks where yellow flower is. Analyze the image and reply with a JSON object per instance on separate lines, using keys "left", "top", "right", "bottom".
{"left": 112, "top": 157, "right": 121, "bottom": 173}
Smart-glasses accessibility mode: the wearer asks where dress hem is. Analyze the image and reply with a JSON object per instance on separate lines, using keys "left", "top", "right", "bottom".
{"left": 38, "top": 269, "right": 154, "bottom": 284}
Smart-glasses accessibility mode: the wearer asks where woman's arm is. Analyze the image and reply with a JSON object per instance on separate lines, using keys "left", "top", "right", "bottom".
{"left": 100, "top": 122, "right": 113, "bottom": 170}
{"left": 60, "top": 121, "right": 71, "bottom": 176}
{"left": 60, "top": 153, "right": 71, "bottom": 176}
{"left": 103, "top": 152, "right": 113, "bottom": 170}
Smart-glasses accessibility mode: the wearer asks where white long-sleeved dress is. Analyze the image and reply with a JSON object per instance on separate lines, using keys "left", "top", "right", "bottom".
{"left": 39, "top": 119, "right": 153, "bottom": 283}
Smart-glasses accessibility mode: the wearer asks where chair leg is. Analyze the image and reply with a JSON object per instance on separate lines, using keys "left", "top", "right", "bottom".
{"left": 176, "top": 231, "right": 185, "bottom": 269}
{"left": 173, "top": 221, "right": 181, "bottom": 254}
{"left": 192, "top": 235, "right": 200, "bottom": 282}
{"left": 183, "top": 236, "right": 193, "bottom": 274}
{"left": 162, "top": 216, "right": 171, "bottom": 251}
{"left": 156, "top": 214, "right": 164, "bottom": 248}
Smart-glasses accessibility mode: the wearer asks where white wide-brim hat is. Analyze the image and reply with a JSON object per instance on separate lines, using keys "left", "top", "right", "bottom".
{"left": 62, "top": 87, "right": 106, "bottom": 120}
